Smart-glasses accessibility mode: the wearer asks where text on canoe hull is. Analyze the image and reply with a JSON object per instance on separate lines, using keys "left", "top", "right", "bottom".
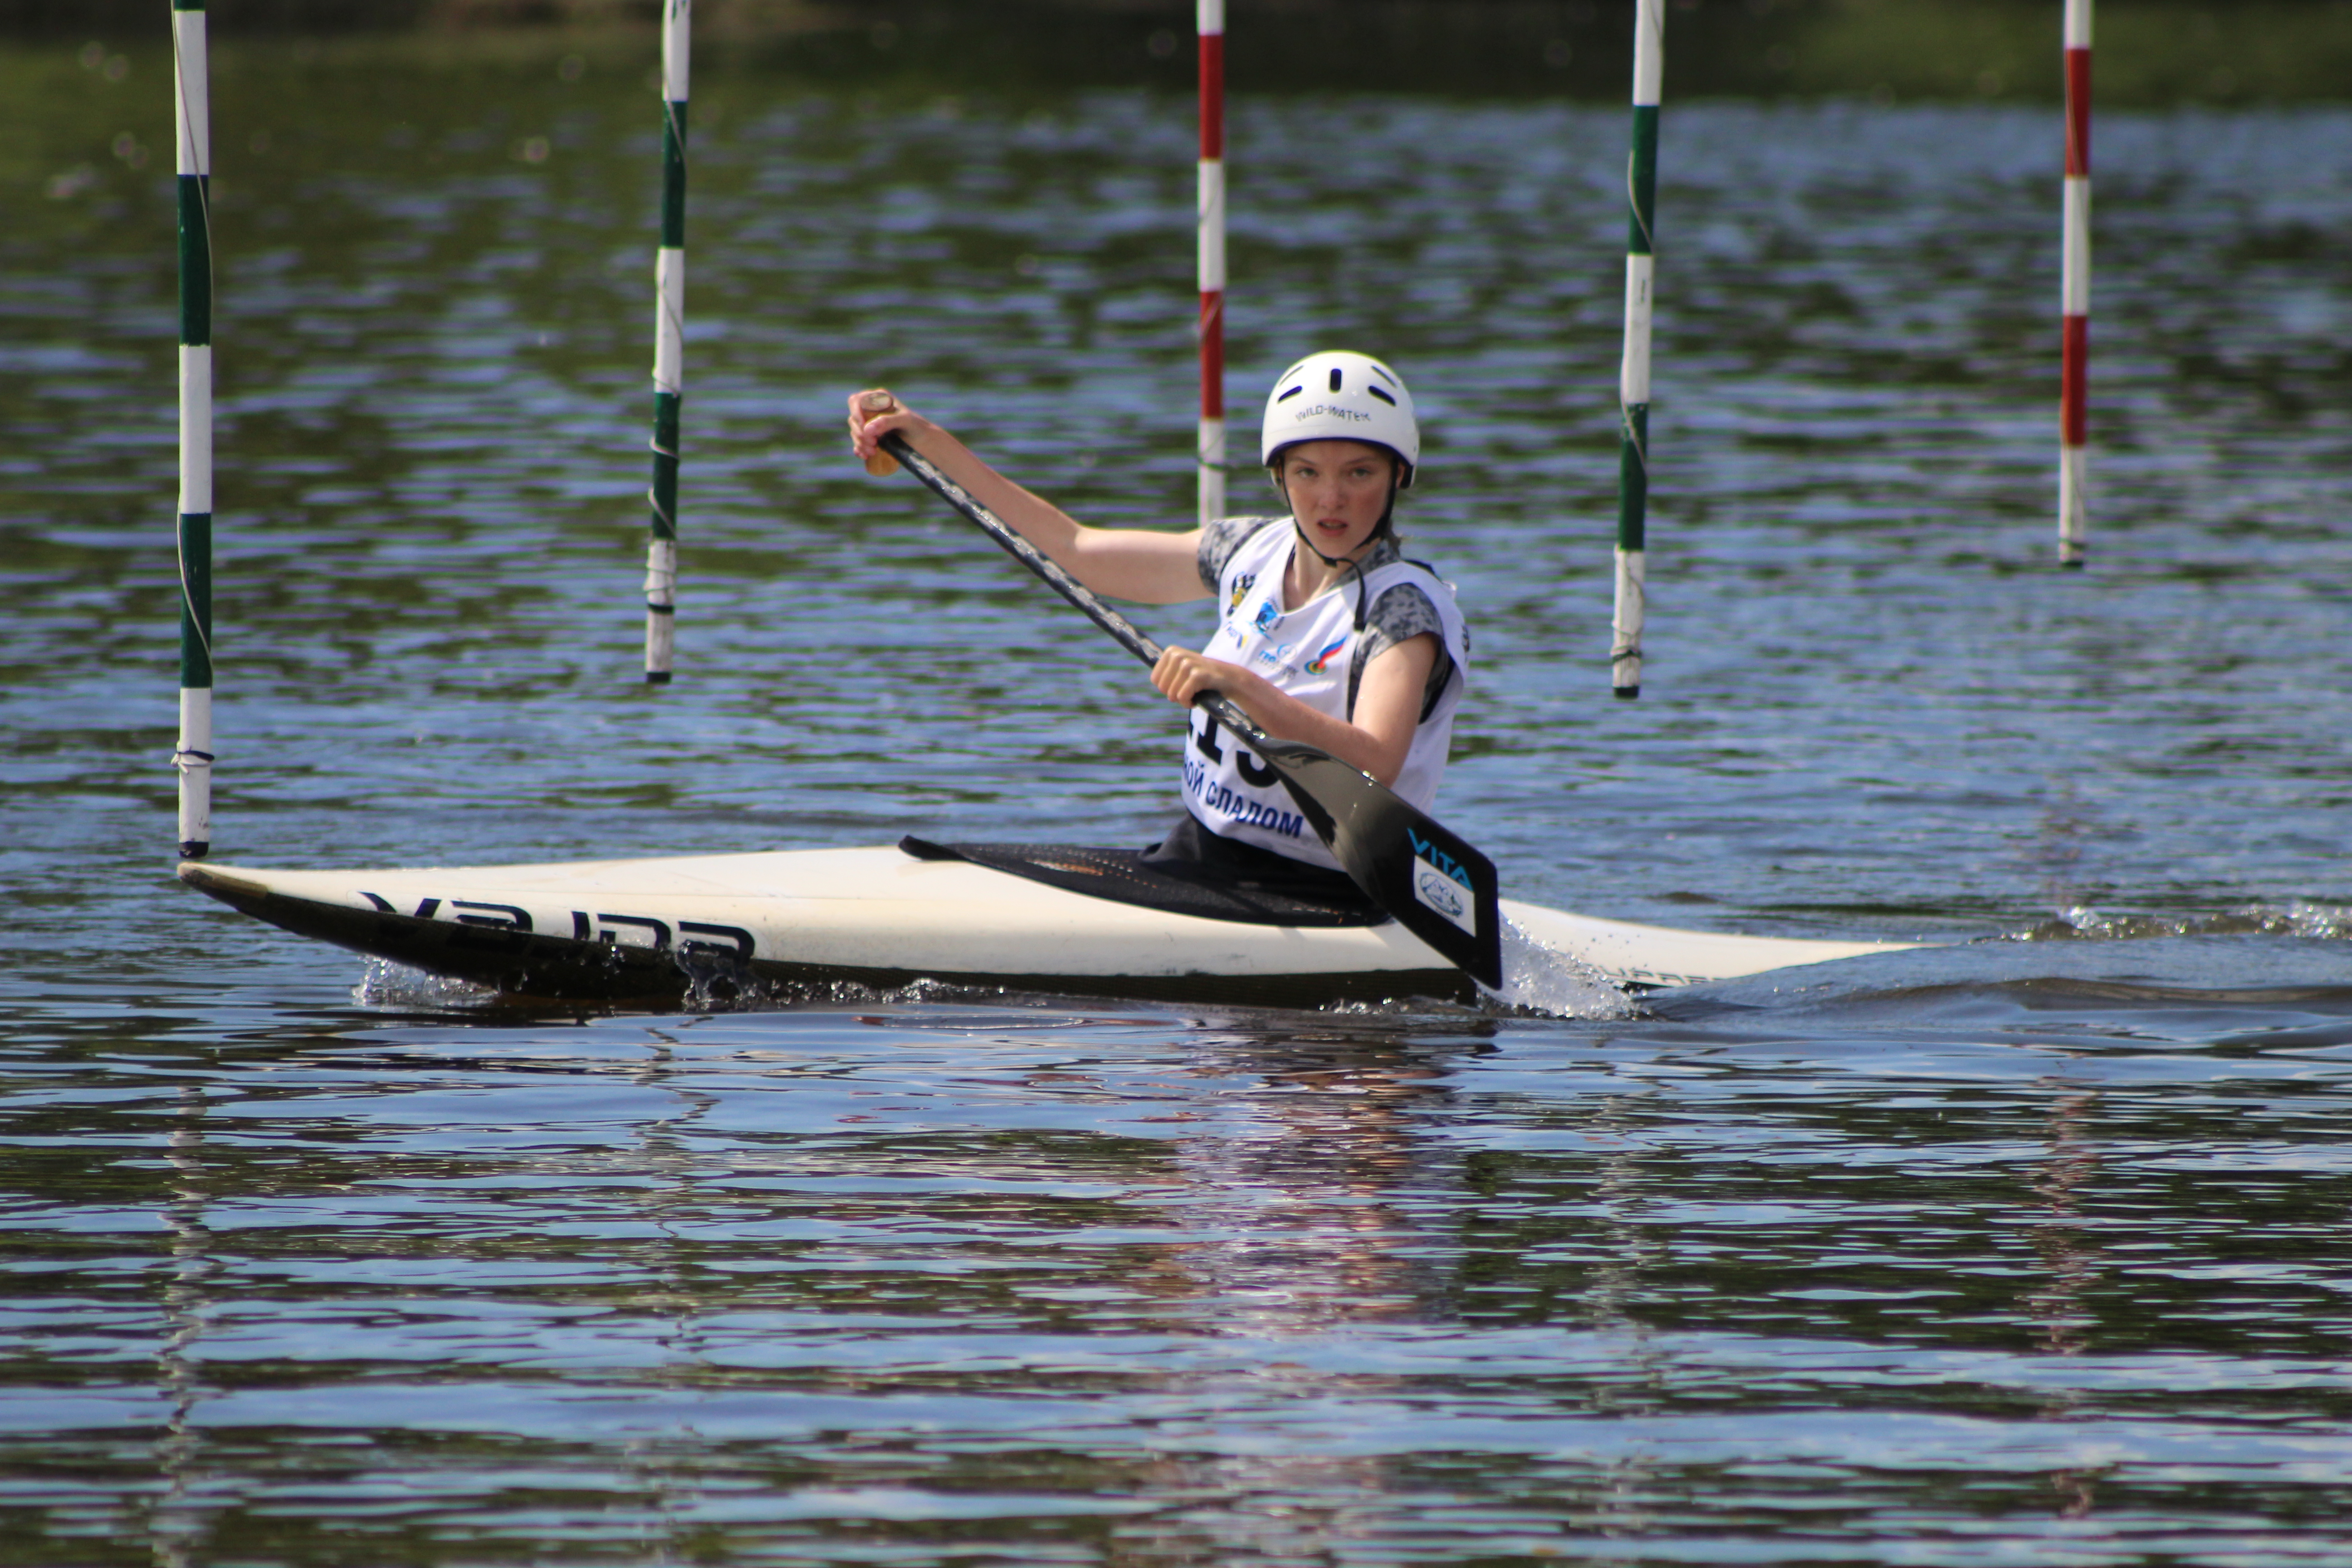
{"left": 356, "top": 892, "right": 755, "bottom": 959}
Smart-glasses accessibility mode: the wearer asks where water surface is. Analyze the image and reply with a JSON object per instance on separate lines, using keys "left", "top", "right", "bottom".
{"left": 4, "top": 36, "right": 2351, "bottom": 1566}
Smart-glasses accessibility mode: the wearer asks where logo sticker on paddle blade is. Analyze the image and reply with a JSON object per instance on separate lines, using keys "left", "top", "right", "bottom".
{"left": 1408, "top": 831, "right": 1480, "bottom": 937}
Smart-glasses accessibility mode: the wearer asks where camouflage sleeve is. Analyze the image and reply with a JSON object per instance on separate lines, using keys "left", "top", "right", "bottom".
{"left": 1197, "top": 515, "right": 1284, "bottom": 593}
{"left": 1361, "top": 583, "right": 1461, "bottom": 714}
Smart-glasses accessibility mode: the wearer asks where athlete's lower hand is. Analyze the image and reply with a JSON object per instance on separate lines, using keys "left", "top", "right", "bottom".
{"left": 1153, "top": 647, "right": 1263, "bottom": 710}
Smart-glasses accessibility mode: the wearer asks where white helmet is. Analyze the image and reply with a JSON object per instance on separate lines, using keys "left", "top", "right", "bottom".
{"left": 1259, "top": 351, "right": 1420, "bottom": 490}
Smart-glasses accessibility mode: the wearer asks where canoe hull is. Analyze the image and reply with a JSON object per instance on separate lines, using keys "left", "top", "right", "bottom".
{"left": 177, "top": 844, "right": 1911, "bottom": 1006}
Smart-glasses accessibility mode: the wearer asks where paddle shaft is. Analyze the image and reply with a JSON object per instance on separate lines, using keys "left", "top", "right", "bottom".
{"left": 876, "top": 433, "right": 1257, "bottom": 741}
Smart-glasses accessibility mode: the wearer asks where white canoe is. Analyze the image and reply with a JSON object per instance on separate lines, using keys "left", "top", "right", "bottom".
{"left": 178, "top": 843, "right": 1911, "bottom": 1006}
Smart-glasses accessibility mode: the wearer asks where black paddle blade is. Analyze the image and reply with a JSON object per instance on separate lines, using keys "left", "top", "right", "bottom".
{"left": 1253, "top": 739, "right": 1503, "bottom": 991}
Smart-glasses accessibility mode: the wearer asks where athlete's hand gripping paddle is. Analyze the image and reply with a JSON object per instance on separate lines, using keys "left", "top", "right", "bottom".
{"left": 876, "top": 430, "right": 1504, "bottom": 990}
{"left": 856, "top": 390, "right": 902, "bottom": 476}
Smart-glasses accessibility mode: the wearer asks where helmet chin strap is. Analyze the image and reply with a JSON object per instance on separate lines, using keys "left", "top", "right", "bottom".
{"left": 1282, "top": 473, "right": 1400, "bottom": 633}
{"left": 1282, "top": 470, "right": 1400, "bottom": 560}
{"left": 1289, "top": 517, "right": 1357, "bottom": 570}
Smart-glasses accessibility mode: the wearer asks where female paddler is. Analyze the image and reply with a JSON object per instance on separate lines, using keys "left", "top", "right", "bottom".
{"left": 848, "top": 351, "right": 1471, "bottom": 901}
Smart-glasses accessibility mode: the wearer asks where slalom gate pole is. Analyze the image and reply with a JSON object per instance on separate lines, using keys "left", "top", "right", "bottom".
{"left": 2058, "top": 0, "right": 2092, "bottom": 568}
{"left": 1612, "top": 0, "right": 1662, "bottom": 700}
{"left": 644, "top": 0, "right": 690, "bottom": 682}
{"left": 1197, "top": 0, "right": 1227, "bottom": 531}
{"left": 172, "top": 0, "right": 215, "bottom": 857}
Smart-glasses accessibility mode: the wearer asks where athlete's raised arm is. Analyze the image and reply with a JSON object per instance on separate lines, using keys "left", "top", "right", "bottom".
{"left": 847, "top": 389, "right": 1206, "bottom": 606}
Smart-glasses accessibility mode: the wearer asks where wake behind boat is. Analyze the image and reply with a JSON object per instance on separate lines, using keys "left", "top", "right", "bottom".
{"left": 178, "top": 840, "right": 1911, "bottom": 1008}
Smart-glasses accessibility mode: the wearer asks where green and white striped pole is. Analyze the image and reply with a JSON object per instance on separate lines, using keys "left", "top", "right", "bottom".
{"left": 1612, "top": 0, "right": 1662, "bottom": 701}
{"left": 172, "top": 0, "right": 215, "bottom": 856}
{"left": 643, "top": 0, "right": 690, "bottom": 684}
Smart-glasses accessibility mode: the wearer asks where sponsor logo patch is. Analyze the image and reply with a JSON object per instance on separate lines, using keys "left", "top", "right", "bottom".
{"left": 1412, "top": 859, "right": 1477, "bottom": 935}
{"left": 1304, "top": 635, "right": 1347, "bottom": 674}
{"left": 1406, "top": 828, "right": 1480, "bottom": 937}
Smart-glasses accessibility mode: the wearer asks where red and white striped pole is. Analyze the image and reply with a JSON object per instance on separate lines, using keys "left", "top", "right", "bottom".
{"left": 2058, "top": 0, "right": 2092, "bottom": 568}
{"left": 1197, "top": 0, "right": 1226, "bottom": 531}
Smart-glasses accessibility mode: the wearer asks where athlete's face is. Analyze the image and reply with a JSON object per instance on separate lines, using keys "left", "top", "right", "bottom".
{"left": 1278, "top": 440, "right": 1397, "bottom": 561}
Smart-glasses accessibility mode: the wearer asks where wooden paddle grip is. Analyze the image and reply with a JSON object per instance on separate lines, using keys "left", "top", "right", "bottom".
{"left": 859, "top": 391, "right": 901, "bottom": 476}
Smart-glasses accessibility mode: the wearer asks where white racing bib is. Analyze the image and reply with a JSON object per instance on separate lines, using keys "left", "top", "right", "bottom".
{"left": 1181, "top": 522, "right": 1470, "bottom": 870}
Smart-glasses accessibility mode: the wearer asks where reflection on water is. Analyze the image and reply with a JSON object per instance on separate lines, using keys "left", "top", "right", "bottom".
{"left": 152, "top": 1088, "right": 215, "bottom": 1568}
{"left": 5, "top": 983, "right": 2352, "bottom": 1560}
{"left": 2026, "top": 1085, "right": 2103, "bottom": 1520}
{"left": 2024, "top": 1086, "right": 2102, "bottom": 1362}
{"left": 4, "top": 26, "right": 2352, "bottom": 1568}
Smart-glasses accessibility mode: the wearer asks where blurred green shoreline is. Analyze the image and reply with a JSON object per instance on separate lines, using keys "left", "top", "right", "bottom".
{"left": 5, "top": 0, "right": 2349, "bottom": 105}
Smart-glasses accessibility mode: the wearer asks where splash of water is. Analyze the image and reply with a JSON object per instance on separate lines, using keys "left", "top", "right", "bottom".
{"left": 352, "top": 957, "right": 500, "bottom": 1010}
{"left": 350, "top": 954, "right": 1029, "bottom": 1019}
{"left": 1481, "top": 915, "right": 1636, "bottom": 1019}
{"left": 346, "top": 937, "right": 1637, "bottom": 1021}
{"left": 2023, "top": 901, "right": 2352, "bottom": 943}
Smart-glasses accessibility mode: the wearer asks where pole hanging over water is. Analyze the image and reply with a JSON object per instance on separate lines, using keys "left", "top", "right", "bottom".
{"left": 644, "top": 0, "right": 691, "bottom": 682}
{"left": 2058, "top": 0, "right": 2092, "bottom": 568}
{"left": 1198, "top": 0, "right": 1227, "bottom": 532}
{"left": 1612, "top": 0, "right": 1662, "bottom": 700}
{"left": 172, "top": 0, "right": 215, "bottom": 857}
